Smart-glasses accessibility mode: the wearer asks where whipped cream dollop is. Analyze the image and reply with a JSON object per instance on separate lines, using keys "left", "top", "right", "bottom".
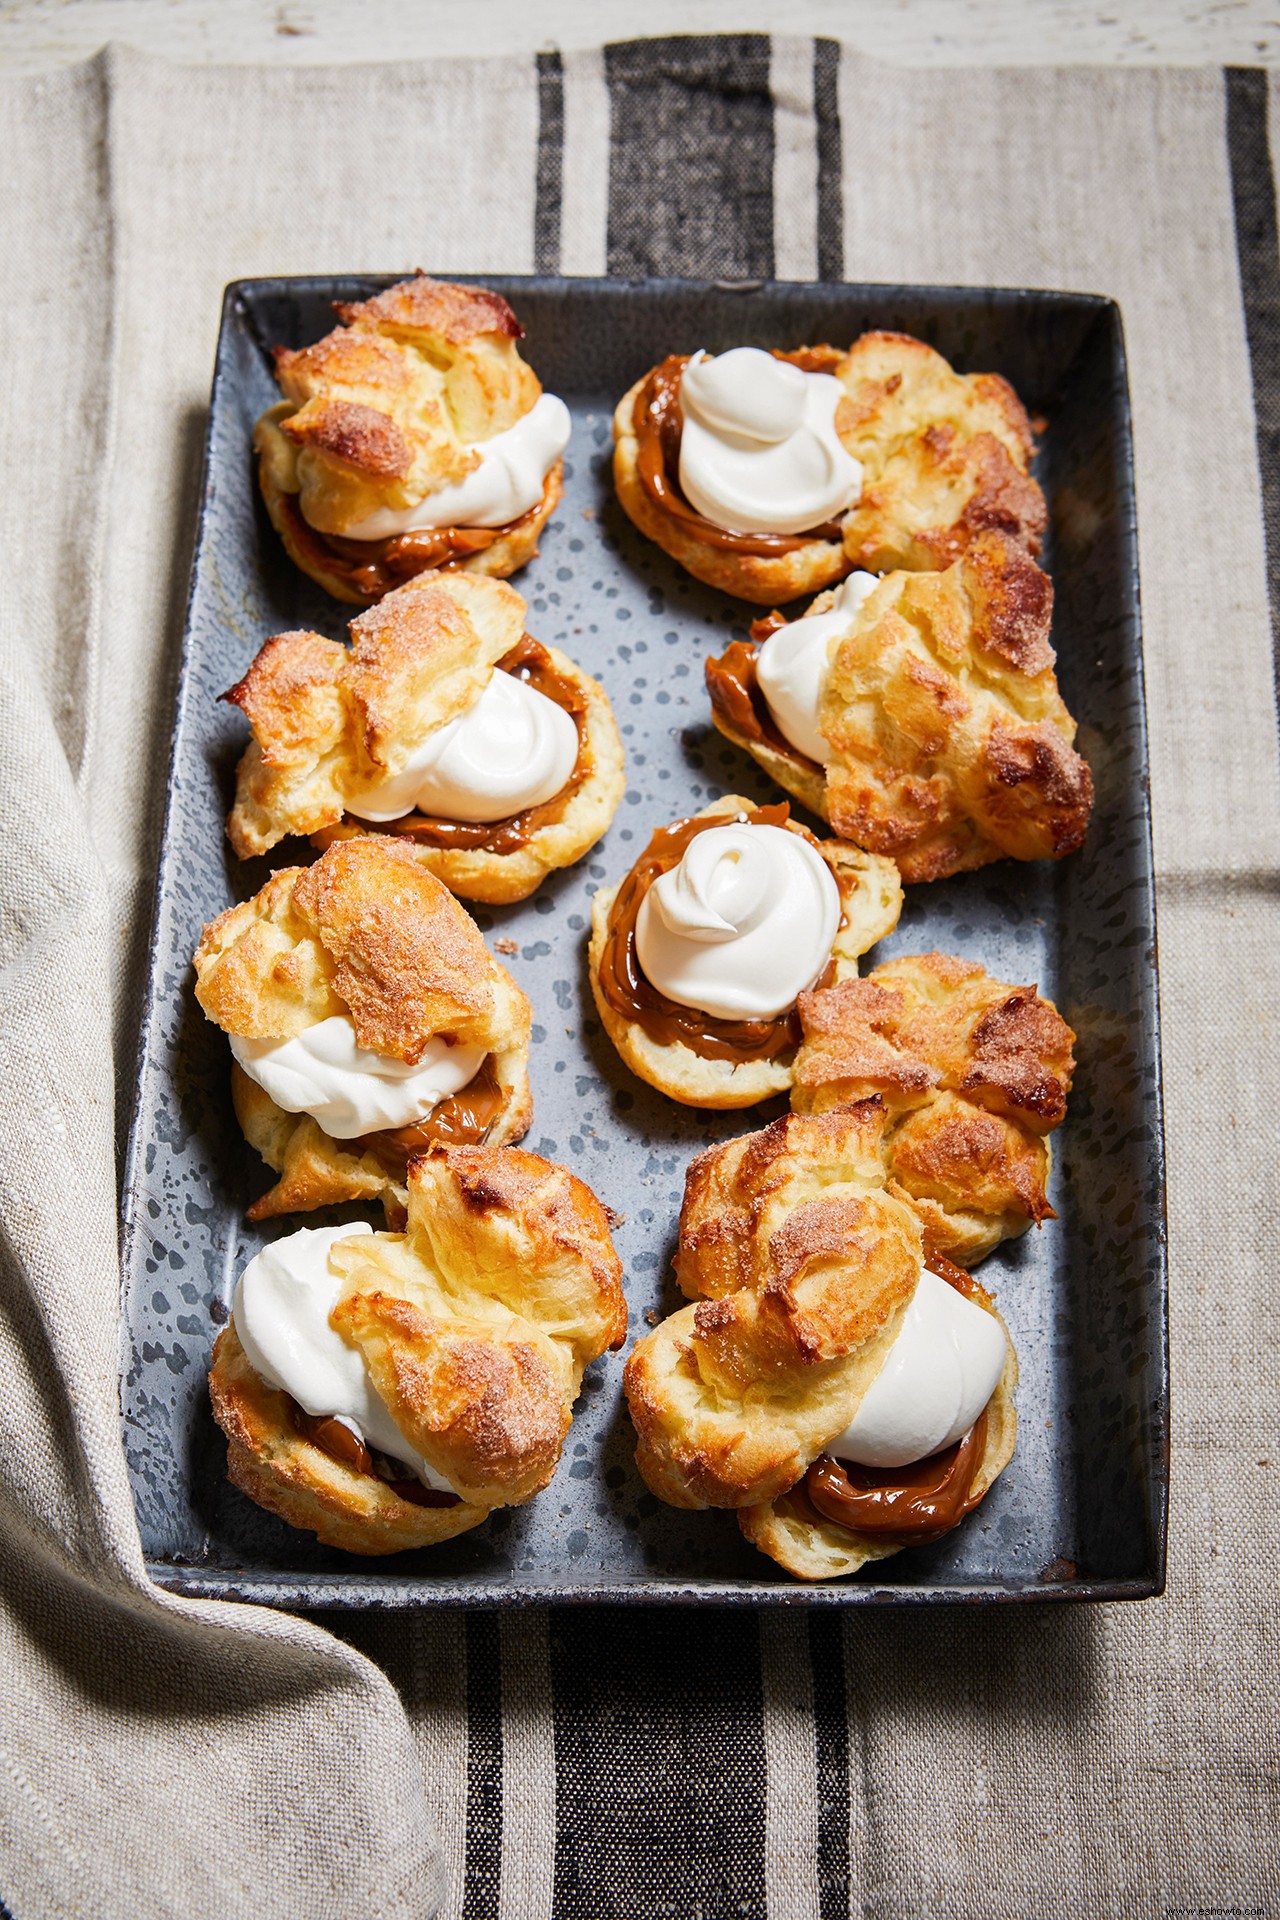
{"left": 230, "top": 1015, "right": 486, "bottom": 1139}
{"left": 233, "top": 1223, "right": 453, "bottom": 1492}
{"left": 678, "top": 348, "right": 863, "bottom": 536}
{"left": 830, "top": 1269, "right": 1008, "bottom": 1470}
{"left": 634, "top": 820, "right": 840, "bottom": 1021}
{"left": 755, "top": 571, "right": 881, "bottom": 764}
{"left": 341, "top": 392, "right": 572, "bottom": 540}
{"left": 345, "top": 667, "right": 579, "bottom": 825}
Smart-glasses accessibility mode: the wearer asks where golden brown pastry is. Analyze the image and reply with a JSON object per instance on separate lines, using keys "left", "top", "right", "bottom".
{"left": 224, "top": 569, "right": 625, "bottom": 905}
{"left": 255, "top": 275, "right": 568, "bottom": 604}
{"left": 707, "top": 531, "right": 1093, "bottom": 883}
{"left": 612, "top": 334, "right": 1044, "bottom": 605}
{"left": 193, "top": 836, "right": 532, "bottom": 1222}
{"left": 791, "top": 952, "right": 1076, "bottom": 1265}
{"left": 587, "top": 795, "right": 903, "bottom": 1109}
{"left": 623, "top": 1104, "right": 1017, "bottom": 1581}
{"left": 210, "top": 1143, "right": 627, "bottom": 1555}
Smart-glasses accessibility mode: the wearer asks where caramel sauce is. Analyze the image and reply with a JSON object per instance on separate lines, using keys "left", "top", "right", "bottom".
{"left": 292, "top": 1406, "right": 372, "bottom": 1475}
{"left": 595, "top": 802, "right": 836, "bottom": 1064}
{"left": 632, "top": 356, "right": 846, "bottom": 557}
{"left": 278, "top": 491, "right": 536, "bottom": 600}
{"left": 704, "top": 638, "right": 823, "bottom": 776}
{"left": 355, "top": 1054, "right": 505, "bottom": 1174}
{"left": 290, "top": 1402, "right": 462, "bottom": 1509}
{"left": 313, "top": 636, "right": 591, "bottom": 858}
{"left": 802, "top": 1260, "right": 999, "bottom": 1544}
{"left": 805, "top": 1412, "right": 989, "bottom": 1544}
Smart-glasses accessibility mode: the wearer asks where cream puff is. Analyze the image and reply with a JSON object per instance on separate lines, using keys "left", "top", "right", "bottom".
{"left": 255, "top": 275, "right": 569, "bottom": 604}
{"left": 623, "top": 1104, "right": 1018, "bottom": 1582}
{"left": 706, "top": 531, "right": 1092, "bottom": 882}
{"left": 613, "top": 333, "right": 1044, "bottom": 605}
{"left": 225, "top": 570, "right": 625, "bottom": 905}
{"left": 210, "top": 1143, "right": 627, "bottom": 1554}
{"left": 587, "top": 795, "right": 902, "bottom": 1109}
{"left": 193, "top": 836, "right": 532, "bottom": 1222}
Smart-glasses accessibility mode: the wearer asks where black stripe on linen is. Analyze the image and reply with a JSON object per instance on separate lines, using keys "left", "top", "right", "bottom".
{"left": 462, "top": 1612, "right": 502, "bottom": 1920}
{"left": 1226, "top": 67, "right": 1280, "bottom": 705}
{"left": 549, "top": 1606, "right": 769, "bottom": 1918}
{"left": 814, "top": 39, "right": 843, "bottom": 282}
{"left": 808, "top": 1611, "right": 851, "bottom": 1920}
{"left": 604, "top": 35, "right": 775, "bottom": 280}
{"left": 535, "top": 48, "right": 565, "bottom": 274}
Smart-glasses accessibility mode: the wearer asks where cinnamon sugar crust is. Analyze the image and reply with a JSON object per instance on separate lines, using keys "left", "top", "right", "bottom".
{"left": 791, "top": 952, "right": 1076, "bottom": 1264}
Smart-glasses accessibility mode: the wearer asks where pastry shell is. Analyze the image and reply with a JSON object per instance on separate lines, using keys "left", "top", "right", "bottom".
{"left": 587, "top": 796, "right": 903, "bottom": 1110}
{"left": 209, "top": 1143, "right": 627, "bottom": 1555}
{"left": 254, "top": 274, "right": 561, "bottom": 605}
{"left": 193, "top": 836, "right": 532, "bottom": 1222}
{"left": 622, "top": 1103, "right": 1018, "bottom": 1579}
{"left": 611, "top": 333, "right": 1044, "bottom": 605}
{"left": 225, "top": 569, "right": 625, "bottom": 904}
{"left": 710, "top": 531, "right": 1093, "bottom": 882}
{"left": 791, "top": 952, "right": 1076, "bottom": 1265}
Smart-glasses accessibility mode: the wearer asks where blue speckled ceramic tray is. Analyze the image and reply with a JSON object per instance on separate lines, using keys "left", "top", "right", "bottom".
{"left": 119, "top": 277, "right": 1166, "bottom": 1607}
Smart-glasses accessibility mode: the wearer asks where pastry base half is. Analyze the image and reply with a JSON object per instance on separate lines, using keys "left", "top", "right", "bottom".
{"left": 209, "top": 1323, "right": 489, "bottom": 1555}
{"left": 586, "top": 800, "right": 903, "bottom": 1110}
{"left": 612, "top": 379, "right": 851, "bottom": 607}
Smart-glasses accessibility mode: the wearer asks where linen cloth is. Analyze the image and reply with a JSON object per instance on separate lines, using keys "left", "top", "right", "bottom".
{"left": 0, "top": 35, "right": 1277, "bottom": 1920}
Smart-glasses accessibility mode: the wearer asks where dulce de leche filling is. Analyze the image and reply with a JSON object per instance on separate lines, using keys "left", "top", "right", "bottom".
{"left": 633, "top": 354, "right": 848, "bottom": 557}
{"left": 355, "top": 1054, "right": 506, "bottom": 1174}
{"left": 278, "top": 490, "right": 544, "bottom": 601}
{"left": 704, "top": 616, "right": 823, "bottom": 777}
{"left": 311, "top": 635, "right": 591, "bottom": 859}
{"left": 802, "top": 1256, "right": 998, "bottom": 1545}
{"left": 290, "top": 1402, "right": 461, "bottom": 1508}
{"left": 596, "top": 802, "right": 836, "bottom": 1064}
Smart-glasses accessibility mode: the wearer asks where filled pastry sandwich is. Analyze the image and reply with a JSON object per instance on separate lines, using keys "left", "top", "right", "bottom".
{"left": 588, "top": 795, "right": 902, "bottom": 1108}
{"left": 791, "top": 953, "right": 1076, "bottom": 1266}
{"left": 193, "top": 836, "right": 532, "bottom": 1222}
{"left": 210, "top": 1143, "right": 627, "bottom": 1554}
{"left": 623, "top": 1105, "right": 1018, "bottom": 1581}
{"left": 255, "top": 275, "right": 569, "bottom": 604}
{"left": 706, "top": 530, "right": 1093, "bottom": 881}
{"left": 613, "top": 331, "right": 1044, "bottom": 605}
{"left": 225, "top": 569, "right": 625, "bottom": 904}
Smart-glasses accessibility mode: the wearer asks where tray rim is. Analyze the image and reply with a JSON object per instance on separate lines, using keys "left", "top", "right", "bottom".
{"left": 120, "top": 271, "right": 1168, "bottom": 1610}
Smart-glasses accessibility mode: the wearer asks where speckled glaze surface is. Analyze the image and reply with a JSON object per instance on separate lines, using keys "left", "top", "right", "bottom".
{"left": 119, "top": 277, "right": 1166, "bottom": 1607}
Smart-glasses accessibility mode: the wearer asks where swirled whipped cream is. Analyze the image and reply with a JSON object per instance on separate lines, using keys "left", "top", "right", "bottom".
{"left": 341, "top": 393, "right": 572, "bottom": 540}
{"left": 345, "top": 667, "right": 578, "bottom": 824}
{"left": 230, "top": 1015, "right": 486, "bottom": 1139}
{"left": 755, "top": 571, "right": 881, "bottom": 764}
{"left": 678, "top": 349, "right": 862, "bottom": 536}
{"left": 634, "top": 820, "right": 840, "bottom": 1020}
{"left": 233, "top": 1223, "right": 453, "bottom": 1491}
{"left": 830, "top": 1269, "right": 1007, "bottom": 1470}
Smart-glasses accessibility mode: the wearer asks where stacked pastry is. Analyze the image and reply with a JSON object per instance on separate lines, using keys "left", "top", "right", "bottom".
{"left": 597, "top": 321, "right": 1091, "bottom": 1579}
{"left": 196, "top": 278, "right": 632, "bottom": 1554}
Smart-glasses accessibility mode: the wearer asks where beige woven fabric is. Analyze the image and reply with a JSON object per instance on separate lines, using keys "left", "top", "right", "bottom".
{"left": 0, "top": 39, "right": 1276, "bottom": 1920}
